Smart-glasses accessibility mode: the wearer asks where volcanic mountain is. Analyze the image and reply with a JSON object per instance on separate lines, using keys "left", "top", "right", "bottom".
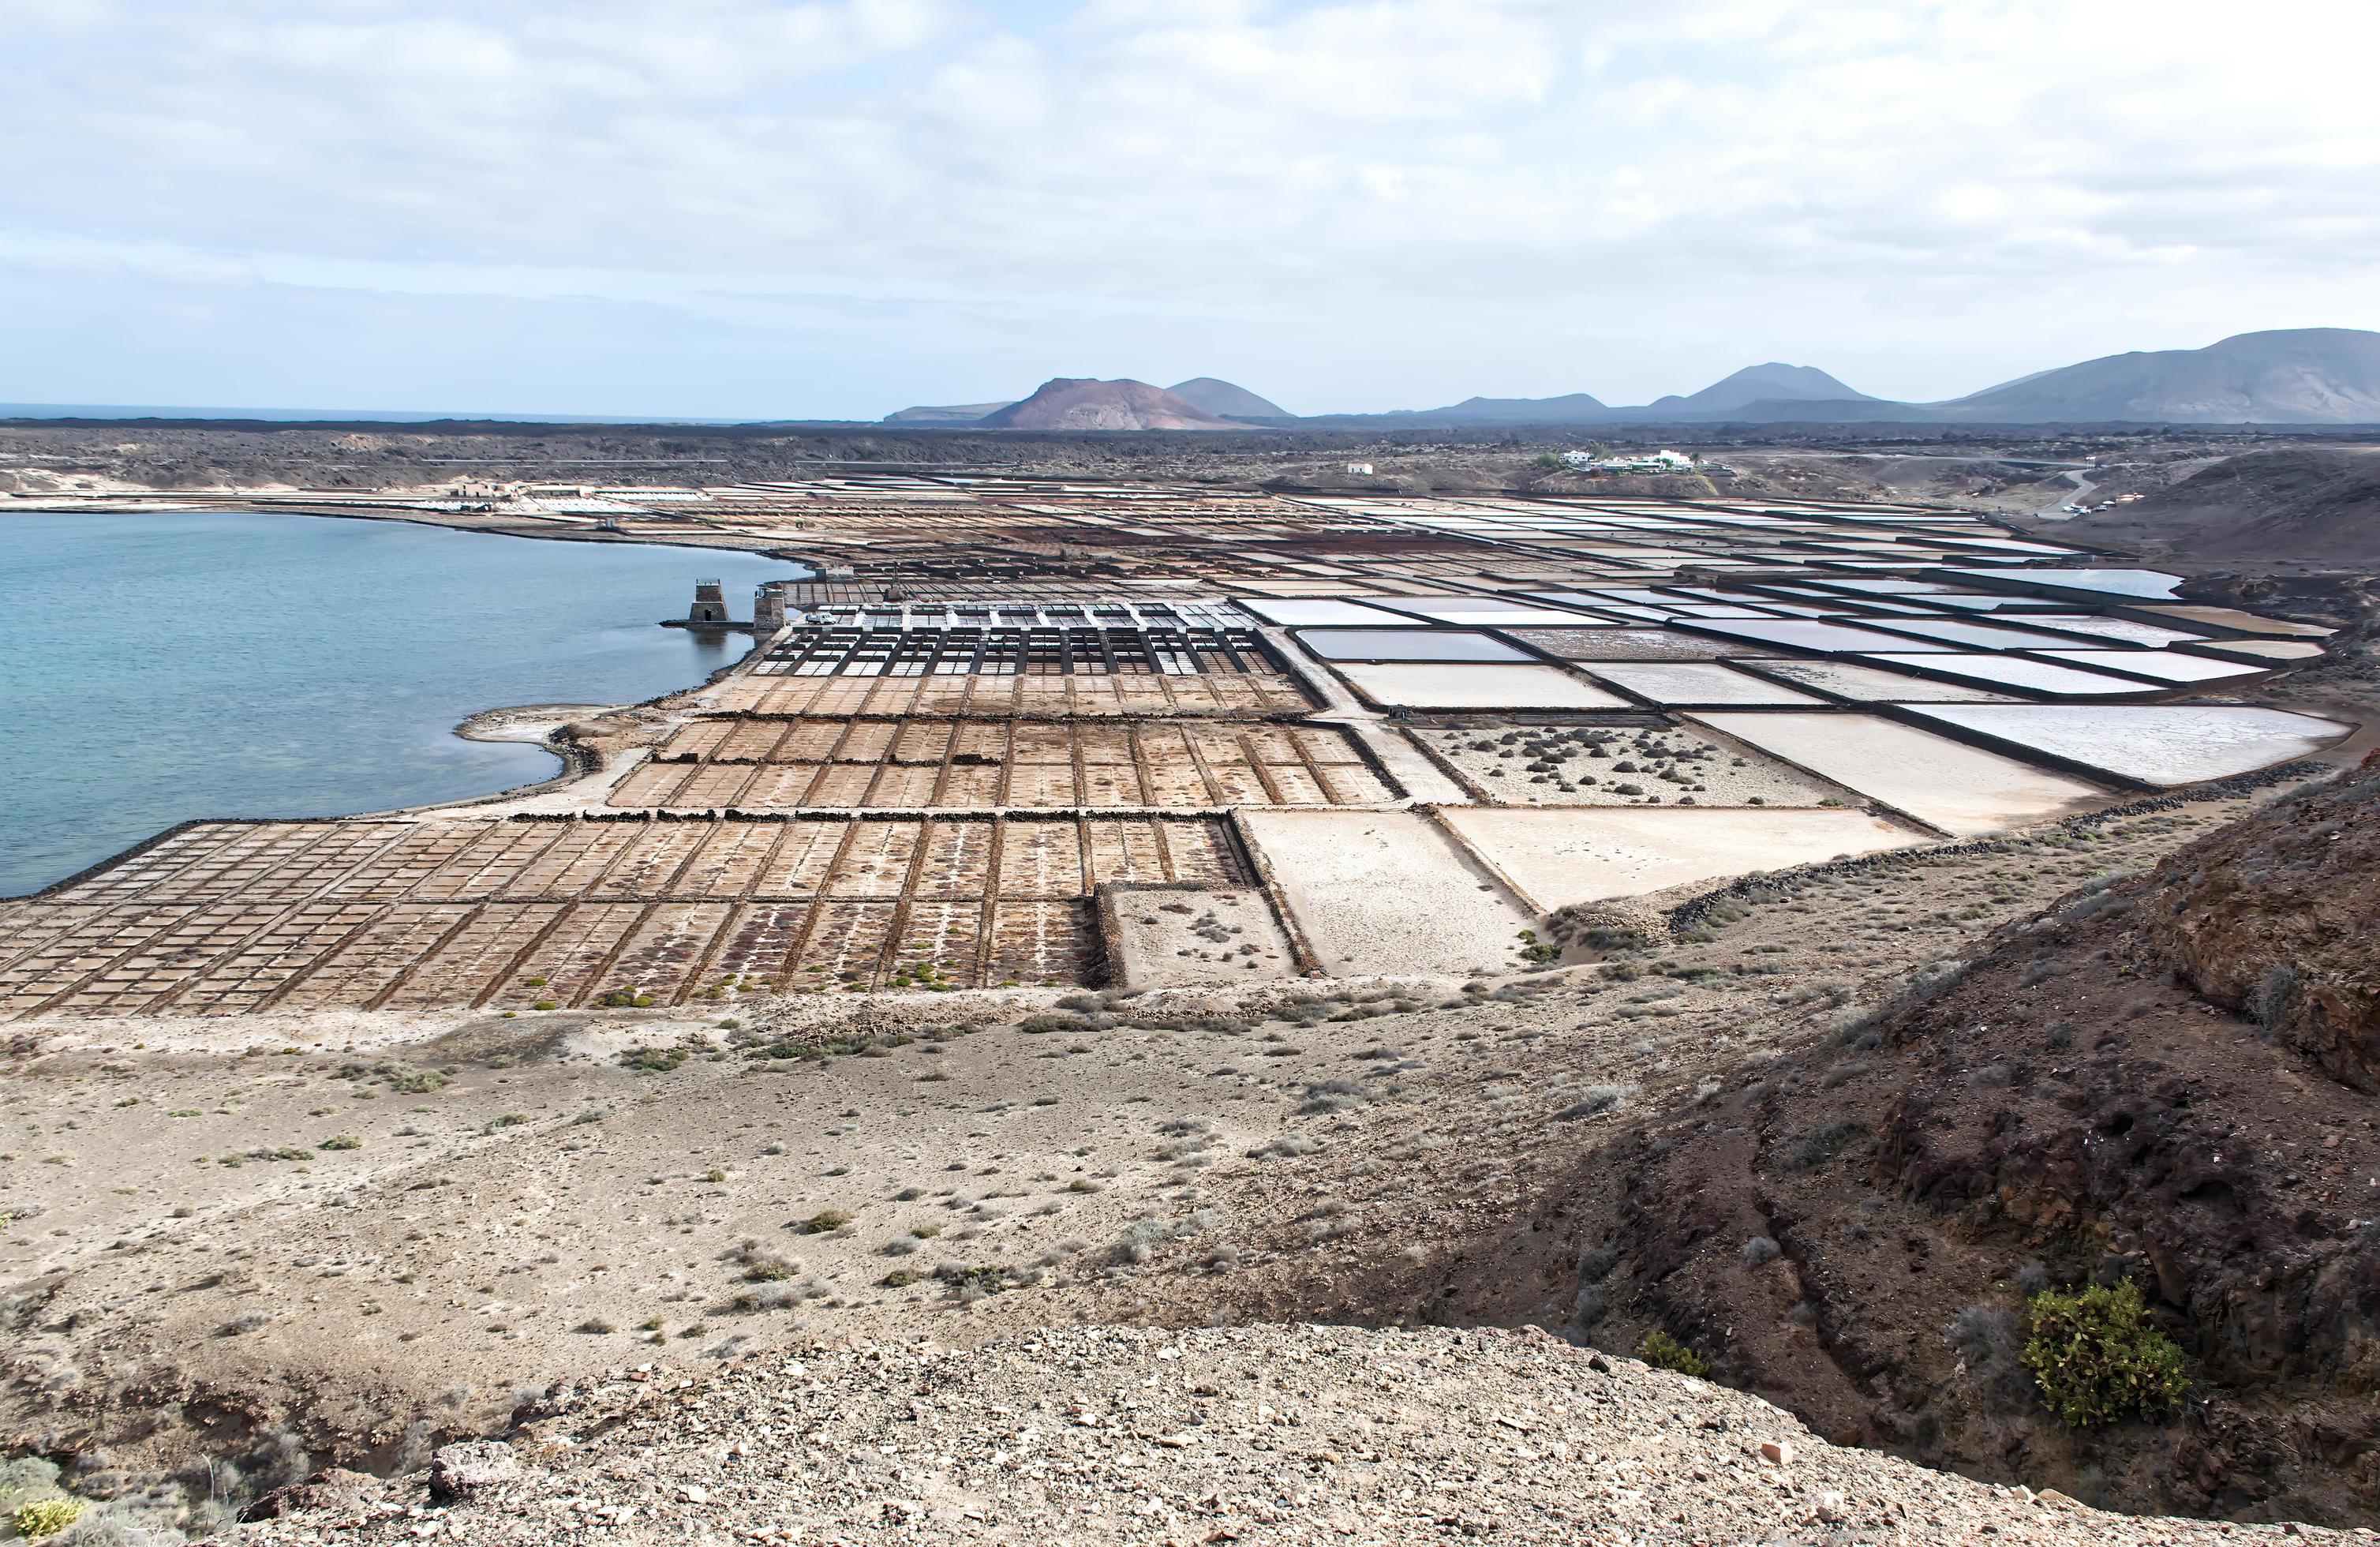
{"left": 1937, "top": 328, "right": 2380, "bottom": 423}
{"left": 880, "top": 400, "right": 1013, "bottom": 424}
{"left": 1165, "top": 377, "right": 1291, "bottom": 419}
{"left": 975, "top": 378, "right": 1239, "bottom": 431}
{"left": 1637, "top": 362, "right": 1875, "bottom": 415}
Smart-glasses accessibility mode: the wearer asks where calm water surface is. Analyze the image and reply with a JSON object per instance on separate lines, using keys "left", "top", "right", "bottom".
{"left": 0, "top": 511, "right": 796, "bottom": 896}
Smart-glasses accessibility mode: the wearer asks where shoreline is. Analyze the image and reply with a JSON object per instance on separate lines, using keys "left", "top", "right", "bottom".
{"left": 0, "top": 493, "right": 808, "bottom": 561}
{"left": 0, "top": 508, "right": 797, "bottom": 897}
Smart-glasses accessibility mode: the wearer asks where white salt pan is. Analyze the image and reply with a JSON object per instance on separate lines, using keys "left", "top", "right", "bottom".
{"left": 1439, "top": 807, "right": 1925, "bottom": 911}
{"left": 1898, "top": 704, "right": 2350, "bottom": 788}
{"left": 1694, "top": 713, "right": 2105, "bottom": 836}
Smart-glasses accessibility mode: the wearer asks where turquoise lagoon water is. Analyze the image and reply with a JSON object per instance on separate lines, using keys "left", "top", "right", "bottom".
{"left": 0, "top": 510, "right": 796, "bottom": 896}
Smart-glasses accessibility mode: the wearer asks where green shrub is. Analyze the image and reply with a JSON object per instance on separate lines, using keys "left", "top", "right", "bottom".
{"left": 619, "top": 1046, "right": 689, "bottom": 1073}
{"left": 14, "top": 1499, "right": 85, "bottom": 1539}
{"left": 796, "top": 1208, "right": 852, "bottom": 1234}
{"left": 2021, "top": 1279, "right": 2187, "bottom": 1426}
{"left": 1637, "top": 1330, "right": 1708, "bottom": 1379}
{"left": 322, "top": 1134, "right": 362, "bottom": 1151}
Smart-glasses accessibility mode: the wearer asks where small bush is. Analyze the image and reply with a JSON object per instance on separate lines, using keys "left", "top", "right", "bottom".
{"left": 1637, "top": 1330, "right": 1708, "bottom": 1379}
{"left": 1742, "top": 1234, "right": 1782, "bottom": 1267}
{"left": 2247, "top": 964, "right": 2299, "bottom": 1030}
{"left": 321, "top": 1134, "right": 362, "bottom": 1151}
{"left": 619, "top": 1046, "right": 689, "bottom": 1074}
{"left": 1556, "top": 1083, "right": 1633, "bottom": 1121}
{"left": 795, "top": 1208, "right": 852, "bottom": 1234}
{"left": 2020, "top": 1279, "right": 2188, "bottom": 1427}
{"left": 13, "top": 1499, "right": 84, "bottom": 1539}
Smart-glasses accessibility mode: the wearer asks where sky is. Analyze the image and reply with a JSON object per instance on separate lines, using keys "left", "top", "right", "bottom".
{"left": 4, "top": 0, "right": 2378, "bottom": 419}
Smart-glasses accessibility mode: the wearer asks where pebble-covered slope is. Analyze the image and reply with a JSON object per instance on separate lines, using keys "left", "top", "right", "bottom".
{"left": 244, "top": 1325, "right": 2340, "bottom": 1545}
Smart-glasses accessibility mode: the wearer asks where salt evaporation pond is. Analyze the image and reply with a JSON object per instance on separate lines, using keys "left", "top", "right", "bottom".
{"left": 1899, "top": 704, "right": 2350, "bottom": 787}
{"left": 1693, "top": 712, "right": 2107, "bottom": 836}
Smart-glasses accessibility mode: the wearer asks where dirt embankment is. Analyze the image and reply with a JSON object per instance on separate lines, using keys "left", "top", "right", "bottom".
{"left": 1561, "top": 751, "right": 2380, "bottom": 1526}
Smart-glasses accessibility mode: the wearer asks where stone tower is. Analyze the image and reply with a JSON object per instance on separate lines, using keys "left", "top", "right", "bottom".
{"left": 688, "top": 579, "right": 729, "bottom": 625}
{"left": 752, "top": 584, "right": 787, "bottom": 639}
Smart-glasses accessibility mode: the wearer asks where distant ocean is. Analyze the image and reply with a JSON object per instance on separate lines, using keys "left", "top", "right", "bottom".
{"left": 0, "top": 510, "right": 796, "bottom": 896}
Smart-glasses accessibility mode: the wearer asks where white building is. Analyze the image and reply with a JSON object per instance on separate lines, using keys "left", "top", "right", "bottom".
{"left": 1564, "top": 448, "right": 1697, "bottom": 474}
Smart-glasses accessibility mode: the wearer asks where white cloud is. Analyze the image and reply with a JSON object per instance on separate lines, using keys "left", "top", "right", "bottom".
{"left": 0, "top": 0, "right": 2374, "bottom": 414}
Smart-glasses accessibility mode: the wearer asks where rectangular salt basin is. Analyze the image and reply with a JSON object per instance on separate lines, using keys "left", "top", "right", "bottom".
{"left": 2131, "top": 605, "right": 2334, "bottom": 639}
{"left": 1865, "top": 653, "right": 2150, "bottom": 699}
{"left": 1237, "top": 597, "right": 1416, "bottom": 627}
{"left": 1694, "top": 712, "right": 2106, "bottom": 836}
{"left": 1578, "top": 662, "right": 1826, "bottom": 708}
{"left": 1295, "top": 628, "right": 1532, "bottom": 663}
{"left": 1379, "top": 597, "right": 1614, "bottom": 626}
{"left": 1501, "top": 627, "right": 1747, "bottom": 661}
{"left": 1439, "top": 807, "right": 1926, "bottom": 910}
{"left": 1327, "top": 661, "right": 1629, "bottom": 710}
{"left": 1738, "top": 659, "right": 2017, "bottom": 703}
{"left": 2023, "top": 615, "right": 2210, "bottom": 647}
{"left": 1865, "top": 616, "right": 2105, "bottom": 651}
{"left": 1238, "top": 810, "right": 1536, "bottom": 976}
{"left": 1901, "top": 704, "right": 2350, "bottom": 788}
{"left": 2032, "top": 649, "right": 2266, "bottom": 686}
{"left": 1941, "top": 567, "right": 2186, "bottom": 601}
{"left": 1684, "top": 619, "right": 1962, "bottom": 655}
{"left": 2195, "top": 638, "right": 2326, "bottom": 662}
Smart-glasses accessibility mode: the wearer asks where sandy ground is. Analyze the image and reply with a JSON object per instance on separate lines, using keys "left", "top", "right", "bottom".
{"left": 1409, "top": 719, "right": 1851, "bottom": 807}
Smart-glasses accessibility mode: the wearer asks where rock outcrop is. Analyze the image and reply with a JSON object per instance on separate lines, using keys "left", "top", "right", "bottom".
{"left": 1576, "top": 754, "right": 2380, "bottom": 1525}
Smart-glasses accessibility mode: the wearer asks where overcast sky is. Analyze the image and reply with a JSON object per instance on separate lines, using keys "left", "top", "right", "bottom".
{"left": 5, "top": 0, "right": 2376, "bottom": 418}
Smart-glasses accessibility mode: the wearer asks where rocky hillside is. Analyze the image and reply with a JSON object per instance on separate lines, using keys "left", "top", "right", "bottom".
{"left": 2056, "top": 446, "right": 2380, "bottom": 573}
{"left": 1570, "top": 751, "right": 2380, "bottom": 1525}
{"left": 234, "top": 1326, "right": 2336, "bottom": 1545}
{"left": 977, "top": 379, "right": 1237, "bottom": 432}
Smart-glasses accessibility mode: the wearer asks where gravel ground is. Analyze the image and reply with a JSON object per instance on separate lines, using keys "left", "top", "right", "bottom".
{"left": 1413, "top": 720, "right": 1849, "bottom": 807}
{"left": 241, "top": 1324, "right": 2346, "bottom": 1545}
